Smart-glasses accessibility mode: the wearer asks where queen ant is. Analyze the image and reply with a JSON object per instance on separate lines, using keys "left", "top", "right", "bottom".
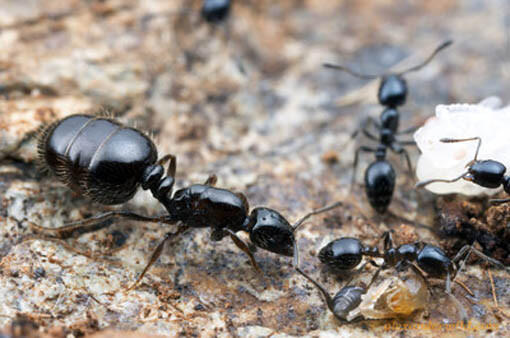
{"left": 298, "top": 231, "right": 509, "bottom": 322}
{"left": 27, "top": 114, "right": 342, "bottom": 289}
{"left": 324, "top": 40, "right": 453, "bottom": 213}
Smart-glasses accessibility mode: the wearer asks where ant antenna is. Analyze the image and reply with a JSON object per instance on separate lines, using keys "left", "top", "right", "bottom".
{"left": 292, "top": 201, "right": 343, "bottom": 232}
{"left": 324, "top": 40, "right": 453, "bottom": 79}
{"left": 440, "top": 136, "right": 482, "bottom": 164}
{"left": 398, "top": 40, "right": 453, "bottom": 75}
{"left": 323, "top": 63, "right": 378, "bottom": 80}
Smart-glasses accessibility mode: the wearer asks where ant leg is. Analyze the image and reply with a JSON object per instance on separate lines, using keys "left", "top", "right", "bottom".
{"left": 352, "top": 146, "right": 377, "bottom": 189}
{"left": 445, "top": 270, "right": 468, "bottom": 323}
{"left": 489, "top": 197, "right": 510, "bottom": 204}
{"left": 391, "top": 143, "right": 413, "bottom": 175}
{"left": 351, "top": 117, "right": 380, "bottom": 139}
{"left": 164, "top": 154, "right": 177, "bottom": 177}
{"left": 408, "top": 262, "right": 432, "bottom": 293}
{"left": 292, "top": 201, "right": 343, "bottom": 232}
{"left": 396, "top": 140, "right": 416, "bottom": 146}
{"left": 204, "top": 174, "right": 218, "bottom": 186}
{"left": 366, "top": 265, "right": 384, "bottom": 289}
{"left": 24, "top": 212, "right": 173, "bottom": 239}
{"left": 127, "top": 225, "right": 190, "bottom": 291}
{"left": 361, "top": 128, "right": 379, "bottom": 142}
{"left": 223, "top": 228, "right": 261, "bottom": 273}
{"left": 295, "top": 266, "right": 340, "bottom": 320}
{"left": 454, "top": 245, "right": 510, "bottom": 274}
{"left": 397, "top": 125, "right": 419, "bottom": 135}
{"left": 381, "top": 230, "right": 394, "bottom": 251}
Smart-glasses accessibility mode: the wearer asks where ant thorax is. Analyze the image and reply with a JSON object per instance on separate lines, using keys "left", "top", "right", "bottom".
{"left": 414, "top": 96, "right": 510, "bottom": 196}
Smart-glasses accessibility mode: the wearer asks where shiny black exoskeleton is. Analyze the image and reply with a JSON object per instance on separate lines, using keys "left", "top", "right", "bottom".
{"left": 324, "top": 40, "right": 453, "bottom": 213}
{"left": 296, "top": 265, "right": 366, "bottom": 322}
{"left": 38, "top": 114, "right": 159, "bottom": 205}
{"left": 416, "top": 137, "right": 510, "bottom": 204}
{"left": 201, "top": 0, "right": 231, "bottom": 23}
{"left": 316, "top": 231, "right": 510, "bottom": 322}
{"left": 34, "top": 114, "right": 342, "bottom": 289}
{"left": 318, "top": 234, "right": 455, "bottom": 277}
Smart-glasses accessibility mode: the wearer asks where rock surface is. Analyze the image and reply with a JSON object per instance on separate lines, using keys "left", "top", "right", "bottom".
{"left": 1, "top": 0, "right": 509, "bottom": 337}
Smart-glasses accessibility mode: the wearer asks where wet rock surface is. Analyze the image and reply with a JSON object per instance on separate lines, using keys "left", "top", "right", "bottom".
{"left": 1, "top": 0, "right": 509, "bottom": 337}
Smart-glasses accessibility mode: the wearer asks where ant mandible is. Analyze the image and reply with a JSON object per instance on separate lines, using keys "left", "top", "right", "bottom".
{"left": 31, "top": 114, "right": 342, "bottom": 289}
{"left": 416, "top": 136, "right": 510, "bottom": 203}
{"left": 324, "top": 40, "right": 453, "bottom": 213}
{"left": 315, "top": 231, "right": 510, "bottom": 322}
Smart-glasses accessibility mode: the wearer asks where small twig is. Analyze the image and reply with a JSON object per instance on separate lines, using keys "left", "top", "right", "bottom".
{"left": 487, "top": 268, "right": 498, "bottom": 308}
{"left": 455, "top": 279, "right": 474, "bottom": 297}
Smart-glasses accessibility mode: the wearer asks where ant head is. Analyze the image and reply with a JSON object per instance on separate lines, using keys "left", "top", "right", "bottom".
{"left": 503, "top": 176, "right": 510, "bottom": 195}
{"left": 246, "top": 207, "right": 295, "bottom": 257}
{"left": 378, "top": 75, "right": 407, "bottom": 107}
{"left": 201, "top": 0, "right": 231, "bottom": 23}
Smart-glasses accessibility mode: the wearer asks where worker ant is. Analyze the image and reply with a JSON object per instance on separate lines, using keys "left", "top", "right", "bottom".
{"left": 30, "top": 114, "right": 342, "bottom": 289}
{"left": 324, "top": 40, "right": 453, "bottom": 213}
{"left": 201, "top": 0, "right": 231, "bottom": 24}
{"left": 314, "top": 231, "right": 510, "bottom": 322}
{"left": 416, "top": 136, "right": 510, "bottom": 203}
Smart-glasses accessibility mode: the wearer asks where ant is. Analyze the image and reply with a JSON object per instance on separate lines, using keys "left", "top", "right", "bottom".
{"left": 416, "top": 136, "right": 510, "bottom": 203}
{"left": 324, "top": 40, "right": 453, "bottom": 213}
{"left": 29, "top": 114, "right": 342, "bottom": 289}
{"left": 201, "top": 0, "right": 231, "bottom": 24}
{"left": 296, "top": 260, "right": 375, "bottom": 322}
{"left": 313, "top": 231, "right": 510, "bottom": 322}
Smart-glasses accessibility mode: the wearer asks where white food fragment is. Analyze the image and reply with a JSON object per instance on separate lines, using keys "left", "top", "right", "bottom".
{"left": 414, "top": 96, "right": 510, "bottom": 195}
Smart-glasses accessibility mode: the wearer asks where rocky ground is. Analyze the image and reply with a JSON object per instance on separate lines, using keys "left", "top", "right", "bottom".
{"left": 0, "top": 0, "right": 509, "bottom": 337}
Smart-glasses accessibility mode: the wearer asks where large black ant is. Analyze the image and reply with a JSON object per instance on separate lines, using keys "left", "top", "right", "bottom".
{"left": 416, "top": 136, "right": 510, "bottom": 203}
{"left": 30, "top": 114, "right": 342, "bottom": 289}
{"left": 324, "top": 40, "right": 453, "bottom": 213}
{"left": 311, "top": 231, "right": 510, "bottom": 322}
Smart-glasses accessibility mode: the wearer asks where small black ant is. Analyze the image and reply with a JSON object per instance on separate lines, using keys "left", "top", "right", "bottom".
{"left": 324, "top": 40, "right": 453, "bottom": 213}
{"left": 314, "top": 231, "right": 509, "bottom": 322}
{"left": 31, "top": 114, "right": 342, "bottom": 289}
{"left": 201, "top": 0, "right": 231, "bottom": 24}
{"left": 416, "top": 136, "right": 510, "bottom": 203}
{"left": 296, "top": 269, "right": 367, "bottom": 322}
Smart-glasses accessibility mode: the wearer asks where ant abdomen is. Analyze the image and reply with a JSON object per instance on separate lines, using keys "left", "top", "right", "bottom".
{"left": 364, "top": 160, "right": 396, "bottom": 214}
{"left": 247, "top": 207, "right": 295, "bottom": 257}
{"left": 38, "top": 114, "right": 158, "bottom": 205}
{"left": 332, "top": 285, "right": 365, "bottom": 320}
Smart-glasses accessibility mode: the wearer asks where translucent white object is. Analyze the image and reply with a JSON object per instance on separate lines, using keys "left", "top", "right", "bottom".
{"left": 414, "top": 97, "right": 510, "bottom": 195}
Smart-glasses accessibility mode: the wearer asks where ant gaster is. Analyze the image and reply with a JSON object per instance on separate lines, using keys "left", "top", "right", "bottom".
{"left": 324, "top": 40, "right": 453, "bottom": 213}
{"left": 201, "top": 0, "right": 231, "bottom": 23}
{"left": 33, "top": 114, "right": 342, "bottom": 289}
{"left": 416, "top": 136, "right": 510, "bottom": 203}
{"left": 315, "top": 231, "right": 509, "bottom": 322}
